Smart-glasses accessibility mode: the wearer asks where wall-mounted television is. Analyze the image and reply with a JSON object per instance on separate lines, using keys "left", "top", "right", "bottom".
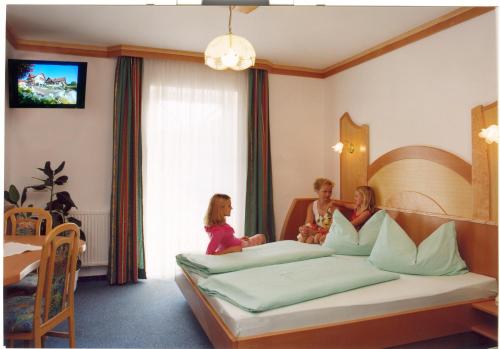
{"left": 8, "top": 59, "right": 87, "bottom": 108}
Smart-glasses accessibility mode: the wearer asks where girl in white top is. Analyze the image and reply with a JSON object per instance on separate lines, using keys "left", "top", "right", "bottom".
{"left": 298, "top": 178, "right": 338, "bottom": 244}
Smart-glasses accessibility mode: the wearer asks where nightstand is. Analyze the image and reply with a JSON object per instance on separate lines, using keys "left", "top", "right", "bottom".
{"left": 471, "top": 300, "right": 498, "bottom": 342}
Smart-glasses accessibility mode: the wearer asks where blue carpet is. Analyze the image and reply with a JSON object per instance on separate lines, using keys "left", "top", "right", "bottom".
{"left": 43, "top": 278, "right": 213, "bottom": 348}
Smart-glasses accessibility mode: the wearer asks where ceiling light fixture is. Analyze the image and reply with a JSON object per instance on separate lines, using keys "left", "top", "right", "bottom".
{"left": 205, "top": 6, "right": 256, "bottom": 71}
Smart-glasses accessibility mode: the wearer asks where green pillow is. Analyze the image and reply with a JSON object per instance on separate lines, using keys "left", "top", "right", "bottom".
{"left": 323, "top": 209, "right": 386, "bottom": 256}
{"left": 368, "top": 215, "right": 468, "bottom": 276}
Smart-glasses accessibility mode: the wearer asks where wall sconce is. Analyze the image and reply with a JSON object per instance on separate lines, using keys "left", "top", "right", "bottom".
{"left": 332, "top": 141, "right": 355, "bottom": 154}
{"left": 332, "top": 142, "right": 344, "bottom": 154}
{"left": 479, "top": 124, "right": 499, "bottom": 144}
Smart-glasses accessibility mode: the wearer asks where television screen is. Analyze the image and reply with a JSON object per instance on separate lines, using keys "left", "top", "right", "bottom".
{"left": 8, "top": 59, "right": 87, "bottom": 108}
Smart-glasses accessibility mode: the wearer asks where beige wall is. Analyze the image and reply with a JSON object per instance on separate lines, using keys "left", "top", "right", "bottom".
{"left": 3, "top": 44, "right": 323, "bottom": 237}
{"left": 4, "top": 10, "right": 497, "bottom": 238}
{"left": 324, "top": 11, "right": 498, "bottom": 191}
{"left": 5, "top": 43, "right": 115, "bottom": 211}
{"left": 269, "top": 74, "right": 326, "bottom": 235}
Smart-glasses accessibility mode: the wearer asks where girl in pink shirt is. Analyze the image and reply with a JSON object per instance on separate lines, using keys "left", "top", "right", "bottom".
{"left": 204, "top": 194, "right": 266, "bottom": 255}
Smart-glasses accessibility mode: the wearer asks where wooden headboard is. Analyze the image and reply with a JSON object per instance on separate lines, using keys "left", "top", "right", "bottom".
{"left": 280, "top": 145, "right": 497, "bottom": 278}
{"left": 368, "top": 146, "right": 473, "bottom": 218}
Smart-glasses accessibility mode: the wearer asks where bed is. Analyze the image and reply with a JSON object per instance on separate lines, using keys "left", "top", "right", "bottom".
{"left": 175, "top": 146, "right": 498, "bottom": 349}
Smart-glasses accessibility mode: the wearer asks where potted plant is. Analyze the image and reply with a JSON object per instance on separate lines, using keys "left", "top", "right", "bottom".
{"left": 4, "top": 161, "right": 86, "bottom": 290}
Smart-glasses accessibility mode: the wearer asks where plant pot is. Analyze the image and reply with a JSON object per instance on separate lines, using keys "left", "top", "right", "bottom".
{"left": 74, "top": 269, "right": 79, "bottom": 292}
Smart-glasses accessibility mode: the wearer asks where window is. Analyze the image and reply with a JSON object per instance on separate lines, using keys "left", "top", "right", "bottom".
{"left": 142, "top": 60, "right": 248, "bottom": 278}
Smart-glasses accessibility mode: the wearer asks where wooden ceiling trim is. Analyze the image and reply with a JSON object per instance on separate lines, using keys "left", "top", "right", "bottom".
{"left": 321, "top": 7, "right": 495, "bottom": 77}
{"left": 6, "top": 7, "right": 494, "bottom": 79}
{"left": 108, "top": 45, "right": 205, "bottom": 63}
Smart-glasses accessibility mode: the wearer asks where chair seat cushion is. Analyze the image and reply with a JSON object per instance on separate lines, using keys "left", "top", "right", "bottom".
{"left": 4, "top": 295, "right": 35, "bottom": 333}
{"left": 5, "top": 272, "right": 38, "bottom": 296}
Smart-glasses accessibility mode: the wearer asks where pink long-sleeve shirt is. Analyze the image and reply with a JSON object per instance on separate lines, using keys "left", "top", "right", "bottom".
{"left": 205, "top": 223, "right": 242, "bottom": 255}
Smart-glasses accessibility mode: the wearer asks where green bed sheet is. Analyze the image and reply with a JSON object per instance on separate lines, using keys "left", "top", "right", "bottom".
{"left": 198, "top": 256, "right": 400, "bottom": 312}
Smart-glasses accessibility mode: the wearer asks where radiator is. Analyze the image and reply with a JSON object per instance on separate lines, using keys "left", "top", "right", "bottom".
{"left": 70, "top": 210, "right": 109, "bottom": 267}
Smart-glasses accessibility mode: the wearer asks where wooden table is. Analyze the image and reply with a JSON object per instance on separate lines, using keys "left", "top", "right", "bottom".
{"left": 4, "top": 236, "right": 86, "bottom": 286}
{"left": 4, "top": 236, "right": 44, "bottom": 286}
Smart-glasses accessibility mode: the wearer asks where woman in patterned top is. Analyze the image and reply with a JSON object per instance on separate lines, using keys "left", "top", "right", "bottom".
{"left": 297, "top": 178, "right": 338, "bottom": 244}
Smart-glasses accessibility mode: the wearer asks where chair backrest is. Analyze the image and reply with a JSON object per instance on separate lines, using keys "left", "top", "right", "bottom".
{"left": 4, "top": 207, "right": 53, "bottom": 236}
{"left": 33, "top": 223, "right": 80, "bottom": 329}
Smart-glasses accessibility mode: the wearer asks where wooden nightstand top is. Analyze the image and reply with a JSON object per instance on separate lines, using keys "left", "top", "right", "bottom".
{"left": 472, "top": 300, "right": 498, "bottom": 317}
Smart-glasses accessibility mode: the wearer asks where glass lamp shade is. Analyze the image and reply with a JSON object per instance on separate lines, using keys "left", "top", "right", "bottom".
{"left": 332, "top": 142, "right": 344, "bottom": 154}
{"left": 205, "top": 33, "right": 256, "bottom": 71}
{"left": 479, "top": 124, "right": 499, "bottom": 144}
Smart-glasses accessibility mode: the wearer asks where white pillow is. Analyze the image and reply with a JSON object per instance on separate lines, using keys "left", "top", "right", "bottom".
{"left": 368, "top": 215, "right": 467, "bottom": 276}
{"left": 323, "top": 209, "right": 386, "bottom": 256}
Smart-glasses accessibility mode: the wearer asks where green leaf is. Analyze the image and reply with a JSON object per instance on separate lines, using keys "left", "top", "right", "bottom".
{"left": 54, "top": 176, "right": 68, "bottom": 186}
{"left": 38, "top": 161, "right": 53, "bottom": 179}
{"left": 20, "top": 187, "right": 28, "bottom": 206}
{"left": 56, "top": 191, "right": 78, "bottom": 210}
{"left": 50, "top": 212, "right": 64, "bottom": 227}
{"left": 54, "top": 161, "right": 66, "bottom": 175}
{"left": 8, "top": 185, "right": 20, "bottom": 203}
{"left": 4, "top": 191, "right": 17, "bottom": 205}
{"left": 67, "top": 216, "right": 82, "bottom": 226}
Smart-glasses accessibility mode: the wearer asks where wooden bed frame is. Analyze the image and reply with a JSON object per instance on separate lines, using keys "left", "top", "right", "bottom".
{"left": 176, "top": 204, "right": 497, "bottom": 349}
{"left": 176, "top": 145, "right": 497, "bottom": 348}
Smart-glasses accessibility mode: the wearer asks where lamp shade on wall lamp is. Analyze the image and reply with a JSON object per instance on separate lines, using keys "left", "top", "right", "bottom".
{"left": 332, "top": 141, "right": 357, "bottom": 154}
{"left": 332, "top": 142, "right": 344, "bottom": 154}
{"left": 479, "top": 124, "right": 499, "bottom": 144}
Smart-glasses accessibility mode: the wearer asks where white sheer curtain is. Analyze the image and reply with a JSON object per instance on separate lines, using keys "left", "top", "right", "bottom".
{"left": 142, "top": 59, "right": 248, "bottom": 279}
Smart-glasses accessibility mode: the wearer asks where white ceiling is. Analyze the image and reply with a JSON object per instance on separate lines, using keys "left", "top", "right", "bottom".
{"left": 6, "top": 5, "right": 458, "bottom": 69}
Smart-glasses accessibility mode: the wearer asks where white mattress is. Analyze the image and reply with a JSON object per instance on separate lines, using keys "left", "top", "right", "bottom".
{"left": 185, "top": 255, "right": 498, "bottom": 337}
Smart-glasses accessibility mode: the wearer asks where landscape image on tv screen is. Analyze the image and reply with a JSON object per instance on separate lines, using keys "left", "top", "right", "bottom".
{"left": 9, "top": 60, "right": 87, "bottom": 108}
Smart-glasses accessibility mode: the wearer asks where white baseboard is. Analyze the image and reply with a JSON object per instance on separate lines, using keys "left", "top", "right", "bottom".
{"left": 80, "top": 266, "right": 107, "bottom": 277}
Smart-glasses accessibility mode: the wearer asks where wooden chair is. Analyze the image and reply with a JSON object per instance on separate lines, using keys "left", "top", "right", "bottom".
{"left": 4, "top": 208, "right": 54, "bottom": 295}
{"left": 4, "top": 207, "right": 53, "bottom": 236}
{"left": 4, "top": 223, "right": 80, "bottom": 348}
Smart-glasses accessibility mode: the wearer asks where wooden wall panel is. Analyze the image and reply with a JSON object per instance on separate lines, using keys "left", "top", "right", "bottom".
{"left": 367, "top": 146, "right": 473, "bottom": 219}
{"left": 368, "top": 159, "right": 473, "bottom": 218}
{"left": 472, "top": 102, "right": 498, "bottom": 222}
{"left": 339, "top": 113, "right": 369, "bottom": 201}
{"left": 484, "top": 103, "right": 498, "bottom": 223}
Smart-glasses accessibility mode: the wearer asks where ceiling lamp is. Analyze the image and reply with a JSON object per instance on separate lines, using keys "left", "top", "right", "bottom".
{"left": 205, "top": 6, "right": 256, "bottom": 71}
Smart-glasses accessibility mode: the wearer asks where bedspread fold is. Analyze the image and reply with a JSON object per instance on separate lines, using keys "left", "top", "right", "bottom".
{"left": 176, "top": 240, "right": 335, "bottom": 277}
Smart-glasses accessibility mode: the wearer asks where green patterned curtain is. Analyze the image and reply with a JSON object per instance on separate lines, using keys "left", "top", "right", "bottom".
{"left": 108, "top": 56, "right": 146, "bottom": 285}
{"left": 245, "top": 69, "right": 276, "bottom": 242}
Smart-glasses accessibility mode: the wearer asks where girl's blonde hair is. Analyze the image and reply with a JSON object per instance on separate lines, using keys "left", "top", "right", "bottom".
{"left": 204, "top": 194, "right": 230, "bottom": 227}
{"left": 313, "top": 178, "right": 334, "bottom": 192}
{"left": 356, "top": 186, "right": 376, "bottom": 213}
